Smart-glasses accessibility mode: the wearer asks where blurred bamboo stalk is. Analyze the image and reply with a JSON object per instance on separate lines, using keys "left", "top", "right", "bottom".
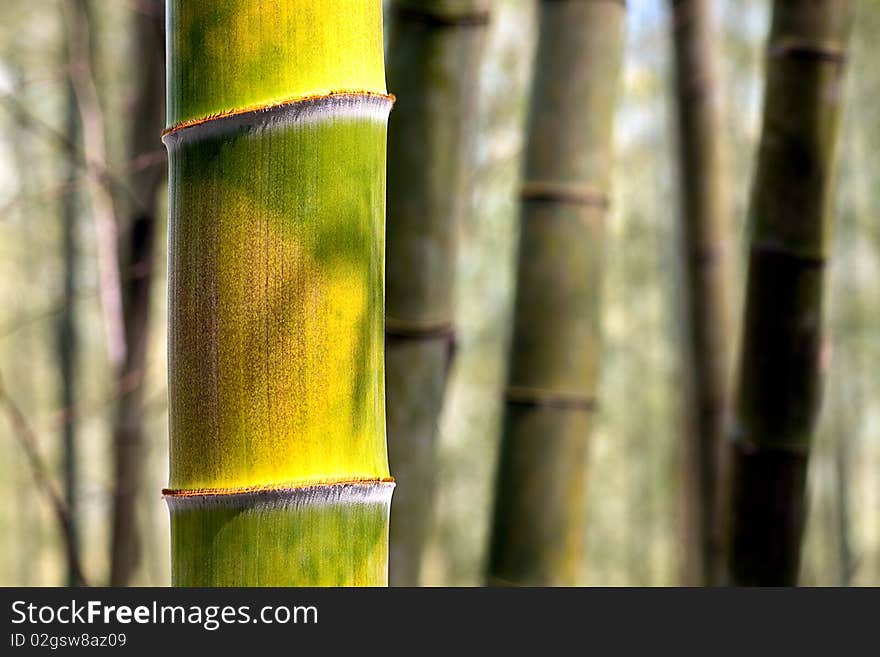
{"left": 59, "top": 10, "right": 82, "bottom": 586}
{"left": 487, "top": 0, "right": 625, "bottom": 586}
{"left": 384, "top": 0, "right": 489, "bottom": 586}
{"left": 108, "top": 0, "right": 165, "bottom": 587}
{"left": 829, "top": 346, "right": 854, "bottom": 585}
{"left": 726, "top": 0, "right": 852, "bottom": 586}
{"left": 62, "top": 0, "right": 166, "bottom": 586}
{"left": 667, "top": 0, "right": 733, "bottom": 586}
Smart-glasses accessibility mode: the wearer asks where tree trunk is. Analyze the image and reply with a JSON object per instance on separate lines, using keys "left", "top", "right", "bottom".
{"left": 59, "top": 66, "right": 82, "bottom": 589}
{"left": 108, "top": 0, "right": 166, "bottom": 587}
{"left": 384, "top": 0, "right": 489, "bottom": 586}
{"left": 163, "top": 0, "right": 393, "bottom": 586}
{"left": 831, "top": 372, "right": 852, "bottom": 586}
{"left": 667, "top": 0, "right": 733, "bottom": 586}
{"left": 487, "top": 0, "right": 625, "bottom": 586}
{"left": 726, "top": 0, "right": 852, "bottom": 586}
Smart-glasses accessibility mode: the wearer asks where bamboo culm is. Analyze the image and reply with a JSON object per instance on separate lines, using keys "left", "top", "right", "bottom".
{"left": 163, "top": 0, "right": 393, "bottom": 586}
{"left": 487, "top": 0, "right": 625, "bottom": 586}
{"left": 384, "top": 0, "right": 489, "bottom": 586}
{"left": 668, "top": 0, "right": 733, "bottom": 586}
{"left": 726, "top": 0, "right": 852, "bottom": 586}
{"left": 59, "top": 38, "right": 81, "bottom": 588}
{"left": 109, "top": 0, "right": 166, "bottom": 586}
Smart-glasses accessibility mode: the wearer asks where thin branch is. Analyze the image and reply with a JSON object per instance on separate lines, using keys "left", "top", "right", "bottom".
{"left": 0, "top": 251, "right": 156, "bottom": 342}
{"left": 0, "top": 371, "right": 89, "bottom": 586}
{"left": 63, "top": 0, "right": 126, "bottom": 370}
{"left": 0, "top": 146, "right": 165, "bottom": 220}
{"left": 0, "top": 93, "right": 140, "bottom": 211}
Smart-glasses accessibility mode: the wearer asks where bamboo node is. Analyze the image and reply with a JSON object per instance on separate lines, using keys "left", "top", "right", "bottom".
{"left": 733, "top": 437, "right": 810, "bottom": 458}
{"left": 385, "top": 316, "right": 455, "bottom": 340}
{"left": 162, "top": 91, "right": 396, "bottom": 139}
{"left": 393, "top": 5, "right": 491, "bottom": 27}
{"left": 164, "top": 480, "right": 395, "bottom": 511}
{"left": 767, "top": 39, "right": 847, "bottom": 64}
{"left": 520, "top": 181, "right": 610, "bottom": 209}
{"left": 750, "top": 241, "right": 827, "bottom": 268}
{"left": 504, "top": 385, "right": 596, "bottom": 412}
{"left": 689, "top": 244, "right": 723, "bottom": 266}
{"left": 162, "top": 477, "right": 395, "bottom": 499}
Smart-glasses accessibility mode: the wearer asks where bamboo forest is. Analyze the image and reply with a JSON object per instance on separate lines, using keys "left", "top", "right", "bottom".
{"left": 1, "top": 0, "right": 878, "bottom": 588}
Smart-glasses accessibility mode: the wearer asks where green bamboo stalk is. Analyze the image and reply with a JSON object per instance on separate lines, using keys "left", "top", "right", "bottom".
{"left": 726, "top": 0, "right": 852, "bottom": 586}
{"left": 487, "top": 0, "right": 625, "bottom": 586}
{"left": 384, "top": 0, "right": 489, "bottom": 586}
{"left": 667, "top": 0, "right": 733, "bottom": 586}
{"left": 163, "top": 0, "right": 394, "bottom": 586}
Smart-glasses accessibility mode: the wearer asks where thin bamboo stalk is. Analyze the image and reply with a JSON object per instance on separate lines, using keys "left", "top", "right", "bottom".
{"left": 384, "top": 0, "right": 489, "bottom": 586}
{"left": 726, "top": 0, "right": 852, "bottom": 586}
{"left": 487, "top": 0, "right": 625, "bottom": 586}
{"left": 667, "top": 0, "right": 733, "bottom": 586}
{"left": 59, "top": 65, "right": 81, "bottom": 589}
{"left": 163, "top": 0, "right": 393, "bottom": 586}
{"left": 109, "top": 0, "right": 166, "bottom": 587}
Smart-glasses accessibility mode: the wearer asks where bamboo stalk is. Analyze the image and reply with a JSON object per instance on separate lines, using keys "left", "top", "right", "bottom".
{"left": 726, "top": 0, "right": 852, "bottom": 586}
{"left": 667, "top": 0, "right": 733, "bottom": 586}
{"left": 163, "top": 0, "right": 394, "bottom": 586}
{"left": 59, "top": 102, "right": 80, "bottom": 587}
{"left": 109, "top": 0, "right": 166, "bottom": 587}
{"left": 384, "top": 0, "right": 489, "bottom": 586}
{"left": 59, "top": 13, "right": 82, "bottom": 587}
{"left": 487, "top": 0, "right": 625, "bottom": 586}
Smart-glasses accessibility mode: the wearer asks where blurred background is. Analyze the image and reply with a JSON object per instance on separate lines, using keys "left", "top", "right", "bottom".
{"left": 1, "top": 0, "right": 878, "bottom": 586}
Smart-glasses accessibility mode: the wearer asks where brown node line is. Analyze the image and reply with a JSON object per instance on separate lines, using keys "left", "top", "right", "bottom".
{"left": 504, "top": 385, "right": 597, "bottom": 412}
{"left": 385, "top": 316, "right": 456, "bottom": 341}
{"left": 688, "top": 243, "right": 726, "bottom": 266}
{"left": 564, "top": 0, "right": 628, "bottom": 8}
{"left": 163, "top": 476, "right": 395, "bottom": 498}
{"left": 162, "top": 90, "right": 396, "bottom": 139}
{"left": 544, "top": 0, "right": 628, "bottom": 8}
{"left": 520, "top": 181, "right": 610, "bottom": 209}
{"left": 767, "top": 39, "right": 847, "bottom": 64}
{"left": 676, "top": 72, "right": 721, "bottom": 101}
{"left": 731, "top": 436, "right": 810, "bottom": 458}
{"left": 393, "top": 5, "right": 491, "bottom": 27}
{"left": 749, "top": 240, "right": 828, "bottom": 269}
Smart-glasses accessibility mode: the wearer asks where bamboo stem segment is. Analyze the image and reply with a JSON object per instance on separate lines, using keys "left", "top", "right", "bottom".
{"left": 59, "top": 12, "right": 81, "bottom": 587}
{"left": 109, "top": 0, "right": 166, "bottom": 587}
{"left": 164, "top": 0, "right": 393, "bottom": 587}
{"left": 487, "top": 0, "right": 626, "bottom": 586}
{"left": 726, "top": 0, "right": 852, "bottom": 586}
{"left": 384, "top": 0, "right": 488, "bottom": 585}
{"left": 667, "top": 0, "right": 733, "bottom": 586}
{"left": 166, "top": 483, "right": 394, "bottom": 586}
